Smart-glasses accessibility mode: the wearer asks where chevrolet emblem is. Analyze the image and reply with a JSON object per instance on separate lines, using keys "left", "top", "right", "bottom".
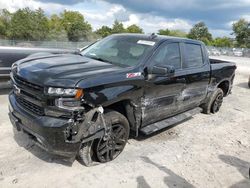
{"left": 13, "top": 85, "right": 21, "bottom": 95}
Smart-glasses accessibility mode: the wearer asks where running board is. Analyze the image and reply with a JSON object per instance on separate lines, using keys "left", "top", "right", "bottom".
{"left": 140, "top": 107, "right": 202, "bottom": 135}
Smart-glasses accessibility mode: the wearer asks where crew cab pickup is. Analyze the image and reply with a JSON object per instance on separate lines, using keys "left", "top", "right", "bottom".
{"left": 8, "top": 34, "right": 236, "bottom": 166}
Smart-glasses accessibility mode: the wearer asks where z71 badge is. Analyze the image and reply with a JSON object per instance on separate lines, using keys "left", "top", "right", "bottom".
{"left": 126, "top": 72, "right": 141, "bottom": 78}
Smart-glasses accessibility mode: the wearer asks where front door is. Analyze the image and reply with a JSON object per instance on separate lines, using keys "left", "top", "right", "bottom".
{"left": 141, "top": 42, "right": 186, "bottom": 126}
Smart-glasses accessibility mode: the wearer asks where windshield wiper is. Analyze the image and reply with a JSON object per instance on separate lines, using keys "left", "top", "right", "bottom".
{"left": 84, "top": 54, "right": 128, "bottom": 67}
{"left": 85, "top": 55, "right": 111, "bottom": 64}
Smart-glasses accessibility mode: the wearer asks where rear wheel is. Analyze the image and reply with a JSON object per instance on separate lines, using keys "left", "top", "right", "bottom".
{"left": 202, "top": 88, "right": 224, "bottom": 114}
{"left": 77, "top": 111, "right": 129, "bottom": 166}
{"left": 211, "top": 90, "right": 223, "bottom": 113}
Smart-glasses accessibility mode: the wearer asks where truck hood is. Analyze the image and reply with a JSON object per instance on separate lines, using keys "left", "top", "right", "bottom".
{"left": 15, "top": 54, "right": 123, "bottom": 87}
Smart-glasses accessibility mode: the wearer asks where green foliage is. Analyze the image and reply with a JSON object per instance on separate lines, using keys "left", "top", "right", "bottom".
{"left": 8, "top": 8, "right": 33, "bottom": 40}
{"left": 232, "top": 19, "right": 250, "bottom": 48}
{"left": 187, "top": 22, "right": 212, "bottom": 45}
{"left": 158, "top": 29, "right": 171, "bottom": 35}
{"left": 32, "top": 8, "right": 49, "bottom": 40}
{"left": 0, "top": 19, "right": 5, "bottom": 37}
{"left": 168, "top": 30, "right": 187, "bottom": 37}
{"left": 0, "top": 7, "right": 249, "bottom": 48}
{"left": 0, "top": 8, "right": 92, "bottom": 41}
{"left": 95, "top": 26, "right": 112, "bottom": 38}
{"left": 8, "top": 8, "right": 49, "bottom": 40}
{"left": 212, "top": 37, "right": 233, "bottom": 47}
{"left": 47, "top": 14, "right": 67, "bottom": 41}
{"left": 61, "top": 10, "right": 92, "bottom": 41}
{"left": 95, "top": 23, "right": 143, "bottom": 38}
{"left": 0, "top": 9, "right": 11, "bottom": 38}
{"left": 158, "top": 29, "right": 187, "bottom": 37}
{"left": 126, "top": 24, "right": 143, "bottom": 33}
{"left": 111, "top": 20, "right": 125, "bottom": 34}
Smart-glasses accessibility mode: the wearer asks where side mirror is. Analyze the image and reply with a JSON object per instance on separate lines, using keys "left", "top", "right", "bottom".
{"left": 148, "top": 64, "right": 175, "bottom": 76}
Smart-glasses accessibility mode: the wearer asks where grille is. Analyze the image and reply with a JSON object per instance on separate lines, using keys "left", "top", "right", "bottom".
{"left": 16, "top": 96, "right": 45, "bottom": 116}
{"left": 13, "top": 74, "right": 43, "bottom": 92}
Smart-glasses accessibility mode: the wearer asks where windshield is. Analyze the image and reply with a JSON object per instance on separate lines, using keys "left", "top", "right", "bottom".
{"left": 81, "top": 35, "right": 155, "bottom": 67}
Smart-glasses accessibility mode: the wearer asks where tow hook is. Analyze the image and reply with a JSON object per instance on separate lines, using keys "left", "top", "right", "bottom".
{"left": 97, "top": 106, "right": 111, "bottom": 141}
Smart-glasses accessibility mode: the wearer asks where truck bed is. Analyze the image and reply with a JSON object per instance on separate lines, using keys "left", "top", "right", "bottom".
{"left": 209, "top": 58, "right": 236, "bottom": 96}
{"left": 210, "top": 58, "right": 236, "bottom": 70}
{"left": 209, "top": 58, "right": 234, "bottom": 64}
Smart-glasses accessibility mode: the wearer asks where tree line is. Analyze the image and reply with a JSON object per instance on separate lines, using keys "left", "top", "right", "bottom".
{"left": 0, "top": 8, "right": 249, "bottom": 48}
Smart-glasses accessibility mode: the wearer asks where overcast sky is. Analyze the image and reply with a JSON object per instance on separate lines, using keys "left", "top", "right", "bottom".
{"left": 1, "top": 0, "right": 250, "bottom": 37}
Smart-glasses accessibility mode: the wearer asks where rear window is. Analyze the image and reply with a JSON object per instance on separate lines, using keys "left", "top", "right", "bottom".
{"left": 184, "top": 43, "right": 203, "bottom": 68}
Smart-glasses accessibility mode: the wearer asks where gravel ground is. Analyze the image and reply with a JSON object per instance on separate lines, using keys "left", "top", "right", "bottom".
{"left": 0, "top": 56, "right": 249, "bottom": 188}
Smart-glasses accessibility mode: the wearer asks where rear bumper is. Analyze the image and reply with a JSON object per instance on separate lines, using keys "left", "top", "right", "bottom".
{"left": 8, "top": 92, "right": 81, "bottom": 158}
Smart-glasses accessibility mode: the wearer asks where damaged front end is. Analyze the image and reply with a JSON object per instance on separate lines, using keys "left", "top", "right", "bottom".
{"left": 9, "top": 93, "right": 108, "bottom": 160}
{"left": 9, "top": 75, "right": 108, "bottom": 160}
{"left": 64, "top": 105, "right": 110, "bottom": 145}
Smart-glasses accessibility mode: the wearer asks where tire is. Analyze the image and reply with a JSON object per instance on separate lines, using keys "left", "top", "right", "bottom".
{"left": 77, "top": 141, "right": 94, "bottom": 167}
{"left": 77, "top": 110, "right": 130, "bottom": 166}
{"left": 202, "top": 88, "right": 224, "bottom": 114}
{"left": 94, "top": 111, "right": 130, "bottom": 163}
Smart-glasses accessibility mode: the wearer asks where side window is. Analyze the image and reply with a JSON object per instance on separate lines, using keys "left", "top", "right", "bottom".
{"left": 151, "top": 42, "right": 181, "bottom": 69}
{"left": 184, "top": 43, "right": 203, "bottom": 68}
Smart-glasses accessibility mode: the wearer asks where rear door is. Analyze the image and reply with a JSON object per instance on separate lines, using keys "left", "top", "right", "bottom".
{"left": 177, "top": 42, "right": 210, "bottom": 111}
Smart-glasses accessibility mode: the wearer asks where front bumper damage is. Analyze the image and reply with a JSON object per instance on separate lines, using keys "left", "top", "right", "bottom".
{"left": 9, "top": 92, "right": 105, "bottom": 159}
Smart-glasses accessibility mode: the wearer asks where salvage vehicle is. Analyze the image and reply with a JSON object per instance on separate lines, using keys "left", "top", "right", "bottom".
{"left": 210, "top": 48, "right": 221, "bottom": 56}
{"left": 8, "top": 34, "right": 236, "bottom": 166}
{"left": 233, "top": 49, "right": 243, "bottom": 57}
{"left": 0, "top": 46, "right": 75, "bottom": 87}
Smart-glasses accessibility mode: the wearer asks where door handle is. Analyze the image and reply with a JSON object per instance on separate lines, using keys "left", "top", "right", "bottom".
{"left": 176, "top": 78, "right": 186, "bottom": 83}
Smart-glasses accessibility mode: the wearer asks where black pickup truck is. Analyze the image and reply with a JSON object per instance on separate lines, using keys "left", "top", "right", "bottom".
{"left": 8, "top": 34, "right": 236, "bottom": 166}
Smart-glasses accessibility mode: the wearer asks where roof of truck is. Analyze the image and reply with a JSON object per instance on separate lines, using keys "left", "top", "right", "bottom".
{"left": 111, "top": 33, "right": 204, "bottom": 45}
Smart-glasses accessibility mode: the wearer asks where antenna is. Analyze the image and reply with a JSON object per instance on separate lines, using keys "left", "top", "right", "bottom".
{"left": 150, "top": 33, "right": 157, "bottom": 39}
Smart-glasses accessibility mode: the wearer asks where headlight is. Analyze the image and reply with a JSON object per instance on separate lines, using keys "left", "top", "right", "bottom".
{"left": 55, "top": 98, "right": 84, "bottom": 111}
{"left": 47, "top": 87, "right": 83, "bottom": 99}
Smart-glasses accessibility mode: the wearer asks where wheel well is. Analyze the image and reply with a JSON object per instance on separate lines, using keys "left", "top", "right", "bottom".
{"left": 218, "top": 81, "right": 230, "bottom": 96}
{"left": 104, "top": 100, "right": 139, "bottom": 132}
{"left": 105, "top": 100, "right": 129, "bottom": 120}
